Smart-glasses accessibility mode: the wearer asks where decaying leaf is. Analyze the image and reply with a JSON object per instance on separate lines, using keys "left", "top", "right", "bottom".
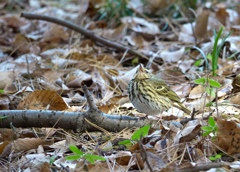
{"left": 17, "top": 90, "right": 68, "bottom": 110}
{"left": 217, "top": 118, "right": 240, "bottom": 155}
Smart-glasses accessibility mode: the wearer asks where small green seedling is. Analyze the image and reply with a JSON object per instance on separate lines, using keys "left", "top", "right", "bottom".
{"left": 201, "top": 116, "right": 218, "bottom": 137}
{"left": 194, "top": 77, "right": 222, "bottom": 98}
{"left": 98, "top": 0, "right": 133, "bottom": 23}
{"left": 65, "top": 145, "right": 106, "bottom": 164}
{"left": 193, "top": 27, "right": 232, "bottom": 99}
{"left": 118, "top": 124, "right": 151, "bottom": 148}
{"left": 209, "top": 154, "right": 221, "bottom": 161}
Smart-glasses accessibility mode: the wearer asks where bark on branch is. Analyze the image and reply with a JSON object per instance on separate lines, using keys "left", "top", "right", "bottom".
{"left": 0, "top": 85, "right": 153, "bottom": 132}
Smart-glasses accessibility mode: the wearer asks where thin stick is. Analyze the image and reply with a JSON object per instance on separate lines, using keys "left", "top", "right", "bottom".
{"left": 20, "top": 13, "right": 149, "bottom": 60}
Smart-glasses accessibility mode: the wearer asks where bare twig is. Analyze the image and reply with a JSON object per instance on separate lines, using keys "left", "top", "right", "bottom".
{"left": 139, "top": 140, "right": 153, "bottom": 172}
{"left": 82, "top": 85, "right": 98, "bottom": 111}
{"left": 20, "top": 13, "right": 149, "bottom": 60}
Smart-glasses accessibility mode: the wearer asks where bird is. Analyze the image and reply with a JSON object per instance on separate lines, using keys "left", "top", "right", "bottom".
{"left": 128, "top": 64, "right": 190, "bottom": 116}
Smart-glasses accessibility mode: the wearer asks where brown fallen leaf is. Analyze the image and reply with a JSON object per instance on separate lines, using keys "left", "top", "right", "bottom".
{"left": 17, "top": 90, "right": 68, "bottom": 110}
{"left": 217, "top": 118, "right": 240, "bottom": 155}
{"left": 194, "top": 9, "right": 210, "bottom": 40}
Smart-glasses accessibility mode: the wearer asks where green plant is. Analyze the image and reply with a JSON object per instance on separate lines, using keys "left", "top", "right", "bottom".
{"left": 98, "top": 0, "right": 133, "bottom": 23}
{"left": 211, "top": 27, "right": 232, "bottom": 76}
{"left": 194, "top": 76, "right": 221, "bottom": 98}
{"left": 118, "top": 124, "right": 150, "bottom": 148}
{"left": 209, "top": 153, "right": 221, "bottom": 161}
{"left": 194, "top": 27, "right": 232, "bottom": 75}
{"left": 65, "top": 145, "right": 106, "bottom": 164}
{"left": 201, "top": 116, "right": 218, "bottom": 137}
{"left": 193, "top": 27, "right": 233, "bottom": 99}
{"left": 201, "top": 117, "right": 221, "bottom": 161}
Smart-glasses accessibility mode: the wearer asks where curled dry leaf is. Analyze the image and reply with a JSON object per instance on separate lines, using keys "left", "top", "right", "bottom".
{"left": 66, "top": 69, "right": 92, "bottom": 88}
{"left": 194, "top": 9, "right": 210, "bottom": 40}
{"left": 174, "top": 120, "right": 201, "bottom": 144}
{"left": 160, "top": 46, "right": 185, "bottom": 63}
{"left": 121, "top": 16, "right": 160, "bottom": 35}
{"left": 215, "top": 7, "right": 229, "bottom": 27}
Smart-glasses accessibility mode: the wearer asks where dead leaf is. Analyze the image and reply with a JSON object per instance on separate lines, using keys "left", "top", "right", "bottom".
{"left": 194, "top": 9, "right": 210, "bottom": 40}
{"left": 122, "top": 16, "right": 160, "bottom": 35}
{"left": 40, "top": 162, "right": 51, "bottom": 172}
{"left": 41, "top": 24, "right": 69, "bottom": 43}
{"left": 160, "top": 46, "right": 185, "bottom": 63}
{"left": 230, "top": 94, "right": 240, "bottom": 106}
{"left": 0, "top": 71, "right": 15, "bottom": 89}
{"left": 174, "top": 120, "right": 201, "bottom": 144}
{"left": 17, "top": 90, "right": 68, "bottom": 110}
{"left": 216, "top": 7, "right": 229, "bottom": 26}
{"left": 12, "top": 138, "right": 49, "bottom": 152}
{"left": 217, "top": 118, "right": 240, "bottom": 155}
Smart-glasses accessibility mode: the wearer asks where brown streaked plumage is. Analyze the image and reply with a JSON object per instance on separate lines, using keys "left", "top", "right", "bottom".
{"left": 128, "top": 64, "right": 190, "bottom": 115}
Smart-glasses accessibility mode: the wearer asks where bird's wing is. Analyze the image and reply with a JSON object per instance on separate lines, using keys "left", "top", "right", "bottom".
{"left": 149, "top": 78, "right": 181, "bottom": 102}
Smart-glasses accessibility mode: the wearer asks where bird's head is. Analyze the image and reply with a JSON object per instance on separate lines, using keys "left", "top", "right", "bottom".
{"left": 133, "top": 64, "right": 152, "bottom": 80}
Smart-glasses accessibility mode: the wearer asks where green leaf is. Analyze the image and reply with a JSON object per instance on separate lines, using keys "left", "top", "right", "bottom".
{"left": 209, "top": 79, "right": 221, "bottom": 88}
{"left": 208, "top": 117, "right": 216, "bottom": 127}
{"left": 0, "top": 90, "right": 4, "bottom": 94}
{"left": 202, "top": 131, "right": 212, "bottom": 136}
{"left": 207, "top": 53, "right": 212, "bottom": 61}
{"left": 211, "top": 27, "right": 232, "bottom": 76}
{"left": 206, "top": 87, "right": 215, "bottom": 97}
{"left": 118, "top": 139, "right": 132, "bottom": 145}
{"left": 209, "top": 154, "right": 221, "bottom": 161}
{"left": 84, "top": 154, "right": 106, "bottom": 164}
{"left": 131, "top": 57, "right": 139, "bottom": 66}
{"left": 206, "top": 102, "right": 213, "bottom": 107}
{"left": 212, "top": 27, "right": 223, "bottom": 76}
{"left": 69, "top": 145, "right": 83, "bottom": 155}
{"left": 194, "top": 77, "right": 206, "bottom": 85}
{"left": 131, "top": 125, "right": 150, "bottom": 141}
{"left": 201, "top": 126, "right": 213, "bottom": 132}
{"left": 215, "top": 154, "right": 221, "bottom": 159}
{"left": 209, "top": 156, "right": 217, "bottom": 161}
{"left": 65, "top": 154, "right": 82, "bottom": 161}
{"left": 194, "top": 59, "right": 203, "bottom": 67}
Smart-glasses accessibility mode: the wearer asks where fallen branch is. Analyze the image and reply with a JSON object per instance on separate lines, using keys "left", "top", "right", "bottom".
{"left": 176, "top": 162, "right": 228, "bottom": 172}
{"left": 0, "top": 85, "right": 153, "bottom": 132}
{"left": 20, "top": 13, "right": 149, "bottom": 60}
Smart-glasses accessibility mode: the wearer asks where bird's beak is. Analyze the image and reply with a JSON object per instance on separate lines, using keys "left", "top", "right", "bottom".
{"left": 138, "top": 64, "right": 144, "bottom": 73}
